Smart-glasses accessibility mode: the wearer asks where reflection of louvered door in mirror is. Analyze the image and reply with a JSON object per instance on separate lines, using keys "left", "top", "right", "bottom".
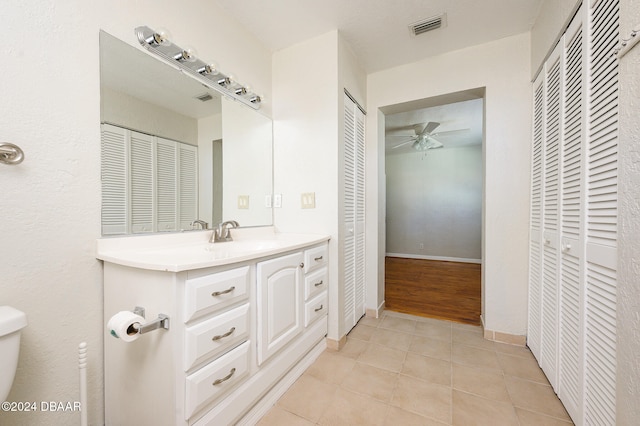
{"left": 527, "top": 1, "right": 619, "bottom": 424}
{"left": 343, "top": 91, "right": 366, "bottom": 334}
{"left": 101, "top": 123, "right": 198, "bottom": 235}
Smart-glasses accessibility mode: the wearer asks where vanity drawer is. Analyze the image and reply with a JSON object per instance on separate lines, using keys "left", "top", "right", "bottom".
{"left": 304, "top": 244, "right": 328, "bottom": 273}
{"left": 304, "top": 267, "right": 327, "bottom": 301}
{"left": 184, "top": 266, "right": 250, "bottom": 322}
{"left": 304, "top": 291, "right": 327, "bottom": 327}
{"left": 185, "top": 341, "right": 250, "bottom": 420}
{"left": 184, "top": 303, "right": 250, "bottom": 371}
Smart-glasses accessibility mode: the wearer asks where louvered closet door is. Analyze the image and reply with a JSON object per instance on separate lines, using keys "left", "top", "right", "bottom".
{"left": 541, "top": 43, "right": 562, "bottom": 391}
{"left": 354, "top": 106, "right": 366, "bottom": 321}
{"left": 584, "top": 0, "right": 619, "bottom": 424}
{"left": 528, "top": 74, "right": 545, "bottom": 361}
{"left": 343, "top": 92, "right": 366, "bottom": 333}
{"left": 558, "top": 12, "right": 585, "bottom": 423}
{"left": 130, "top": 131, "right": 156, "bottom": 233}
{"left": 343, "top": 93, "right": 357, "bottom": 332}
{"left": 101, "top": 124, "right": 129, "bottom": 235}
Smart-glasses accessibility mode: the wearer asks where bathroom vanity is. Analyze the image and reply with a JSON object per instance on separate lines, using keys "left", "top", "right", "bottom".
{"left": 97, "top": 228, "right": 329, "bottom": 425}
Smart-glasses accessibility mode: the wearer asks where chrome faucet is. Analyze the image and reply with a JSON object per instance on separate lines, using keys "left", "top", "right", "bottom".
{"left": 211, "top": 220, "right": 240, "bottom": 243}
{"left": 190, "top": 219, "right": 209, "bottom": 230}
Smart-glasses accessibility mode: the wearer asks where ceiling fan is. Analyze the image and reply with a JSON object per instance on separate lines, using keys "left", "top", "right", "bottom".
{"left": 387, "top": 122, "right": 466, "bottom": 151}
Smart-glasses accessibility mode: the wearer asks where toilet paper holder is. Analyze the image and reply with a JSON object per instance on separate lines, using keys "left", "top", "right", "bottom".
{"left": 132, "top": 306, "right": 170, "bottom": 334}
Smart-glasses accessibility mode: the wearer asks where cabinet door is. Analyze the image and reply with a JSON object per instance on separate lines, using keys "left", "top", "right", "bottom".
{"left": 257, "top": 252, "right": 304, "bottom": 365}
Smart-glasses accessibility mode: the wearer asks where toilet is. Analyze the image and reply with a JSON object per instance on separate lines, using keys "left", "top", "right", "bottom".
{"left": 0, "top": 306, "right": 27, "bottom": 402}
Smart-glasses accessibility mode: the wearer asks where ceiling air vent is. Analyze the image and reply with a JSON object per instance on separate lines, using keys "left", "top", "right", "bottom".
{"left": 409, "top": 14, "right": 447, "bottom": 37}
{"left": 195, "top": 93, "right": 214, "bottom": 102}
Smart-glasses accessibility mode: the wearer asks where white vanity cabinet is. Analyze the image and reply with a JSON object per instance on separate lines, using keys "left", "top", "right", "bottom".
{"left": 257, "top": 251, "right": 304, "bottom": 365}
{"left": 102, "top": 238, "right": 329, "bottom": 426}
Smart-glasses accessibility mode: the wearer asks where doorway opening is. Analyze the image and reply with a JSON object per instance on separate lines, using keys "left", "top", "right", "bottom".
{"left": 382, "top": 88, "right": 485, "bottom": 325}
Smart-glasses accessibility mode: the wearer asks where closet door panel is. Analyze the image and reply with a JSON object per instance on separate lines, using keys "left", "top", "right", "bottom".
{"left": 101, "top": 124, "right": 129, "bottom": 235}
{"left": 343, "top": 93, "right": 357, "bottom": 332}
{"left": 584, "top": 0, "right": 619, "bottom": 424}
{"left": 130, "top": 131, "right": 156, "bottom": 233}
{"left": 541, "top": 45, "right": 562, "bottom": 391}
{"left": 354, "top": 106, "right": 366, "bottom": 320}
{"left": 178, "top": 143, "right": 198, "bottom": 231}
{"left": 156, "top": 137, "right": 178, "bottom": 232}
{"left": 558, "top": 13, "right": 585, "bottom": 422}
{"left": 527, "top": 75, "right": 545, "bottom": 361}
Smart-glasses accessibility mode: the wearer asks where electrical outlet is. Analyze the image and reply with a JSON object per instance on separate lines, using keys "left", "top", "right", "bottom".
{"left": 265, "top": 195, "right": 272, "bottom": 208}
{"left": 237, "top": 195, "right": 249, "bottom": 209}
{"left": 419, "top": 243, "right": 424, "bottom": 250}
{"left": 273, "top": 194, "right": 282, "bottom": 208}
{"left": 301, "top": 192, "right": 316, "bottom": 209}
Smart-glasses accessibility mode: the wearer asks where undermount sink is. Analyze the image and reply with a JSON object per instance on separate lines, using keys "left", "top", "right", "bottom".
{"left": 203, "top": 240, "right": 286, "bottom": 253}
{"left": 96, "top": 228, "right": 330, "bottom": 271}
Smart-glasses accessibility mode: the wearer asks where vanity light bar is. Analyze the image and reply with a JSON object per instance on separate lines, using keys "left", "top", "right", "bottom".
{"left": 135, "top": 26, "right": 262, "bottom": 110}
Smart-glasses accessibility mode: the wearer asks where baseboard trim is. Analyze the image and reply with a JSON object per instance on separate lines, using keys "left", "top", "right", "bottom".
{"left": 483, "top": 328, "right": 526, "bottom": 346}
{"left": 326, "top": 334, "right": 347, "bottom": 350}
{"left": 365, "top": 300, "right": 385, "bottom": 318}
{"left": 386, "top": 253, "right": 482, "bottom": 264}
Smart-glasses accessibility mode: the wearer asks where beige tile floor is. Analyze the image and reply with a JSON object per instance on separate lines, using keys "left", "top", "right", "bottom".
{"left": 257, "top": 310, "right": 574, "bottom": 426}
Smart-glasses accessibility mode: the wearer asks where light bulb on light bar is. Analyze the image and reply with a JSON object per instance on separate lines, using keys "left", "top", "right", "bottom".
{"left": 217, "top": 77, "right": 232, "bottom": 87}
{"left": 197, "top": 64, "right": 218, "bottom": 75}
{"left": 144, "top": 31, "right": 171, "bottom": 47}
{"left": 173, "top": 49, "right": 197, "bottom": 63}
{"left": 134, "top": 25, "right": 263, "bottom": 110}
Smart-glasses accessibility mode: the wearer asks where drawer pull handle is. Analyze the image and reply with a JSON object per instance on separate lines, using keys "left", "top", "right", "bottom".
{"left": 211, "top": 286, "right": 235, "bottom": 297}
{"left": 314, "top": 304, "right": 324, "bottom": 312}
{"left": 211, "top": 327, "right": 236, "bottom": 341}
{"left": 314, "top": 256, "right": 323, "bottom": 261}
{"left": 212, "top": 368, "right": 236, "bottom": 386}
{"left": 314, "top": 280, "right": 324, "bottom": 287}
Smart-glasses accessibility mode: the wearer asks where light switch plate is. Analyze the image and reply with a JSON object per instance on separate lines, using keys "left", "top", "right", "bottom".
{"left": 273, "top": 194, "right": 282, "bottom": 208}
{"left": 301, "top": 192, "right": 316, "bottom": 209}
{"left": 237, "top": 195, "right": 249, "bottom": 209}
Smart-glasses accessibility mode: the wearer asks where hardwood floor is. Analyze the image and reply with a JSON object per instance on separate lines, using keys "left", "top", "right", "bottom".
{"left": 384, "top": 257, "right": 481, "bottom": 325}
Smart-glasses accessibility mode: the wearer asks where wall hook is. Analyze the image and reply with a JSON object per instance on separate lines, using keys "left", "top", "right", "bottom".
{"left": 0, "top": 143, "right": 24, "bottom": 165}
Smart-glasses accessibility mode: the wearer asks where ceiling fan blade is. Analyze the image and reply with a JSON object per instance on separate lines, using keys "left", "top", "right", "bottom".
{"left": 426, "top": 138, "right": 444, "bottom": 149}
{"left": 391, "top": 139, "right": 415, "bottom": 149}
{"left": 432, "top": 128, "right": 470, "bottom": 137}
{"left": 423, "top": 121, "right": 441, "bottom": 135}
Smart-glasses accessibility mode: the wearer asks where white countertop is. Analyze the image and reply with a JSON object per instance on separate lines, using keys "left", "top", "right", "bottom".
{"left": 96, "top": 227, "right": 330, "bottom": 272}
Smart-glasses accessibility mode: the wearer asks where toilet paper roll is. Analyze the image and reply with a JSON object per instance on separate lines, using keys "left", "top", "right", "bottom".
{"left": 107, "top": 311, "right": 145, "bottom": 342}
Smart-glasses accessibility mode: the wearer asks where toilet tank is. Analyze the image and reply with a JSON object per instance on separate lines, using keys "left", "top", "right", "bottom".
{"left": 0, "top": 306, "right": 27, "bottom": 401}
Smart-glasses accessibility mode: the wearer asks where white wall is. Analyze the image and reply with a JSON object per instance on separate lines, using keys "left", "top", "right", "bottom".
{"left": 101, "top": 87, "right": 198, "bottom": 145}
{"left": 272, "top": 31, "right": 342, "bottom": 339}
{"left": 616, "top": 0, "right": 640, "bottom": 422}
{"left": 222, "top": 99, "right": 273, "bottom": 226}
{"left": 0, "top": 1, "right": 271, "bottom": 424}
{"left": 367, "top": 33, "right": 532, "bottom": 335}
{"left": 197, "top": 113, "right": 222, "bottom": 225}
{"left": 272, "top": 30, "right": 366, "bottom": 341}
{"left": 386, "top": 145, "right": 482, "bottom": 261}
{"left": 530, "top": 0, "right": 581, "bottom": 79}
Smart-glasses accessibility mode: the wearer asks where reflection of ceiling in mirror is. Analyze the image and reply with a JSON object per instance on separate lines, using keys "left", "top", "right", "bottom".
{"left": 100, "top": 31, "right": 222, "bottom": 119}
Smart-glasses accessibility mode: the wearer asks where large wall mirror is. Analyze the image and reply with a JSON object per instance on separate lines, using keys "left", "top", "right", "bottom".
{"left": 99, "top": 31, "right": 273, "bottom": 235}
